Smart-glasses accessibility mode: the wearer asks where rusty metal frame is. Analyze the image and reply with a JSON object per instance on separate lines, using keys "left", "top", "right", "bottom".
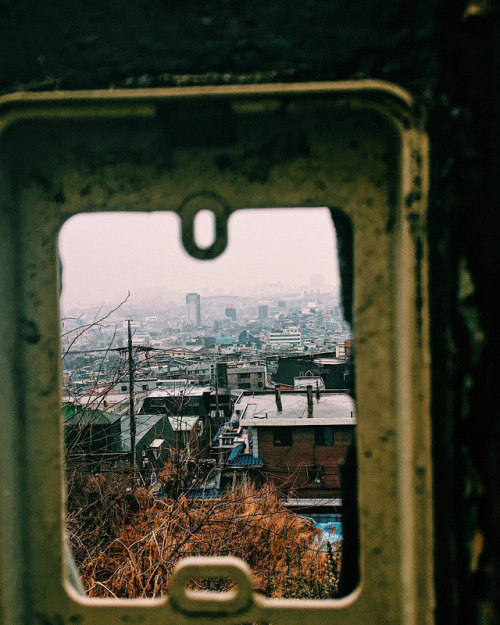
{"left": 0, "top": 81, "right": 432, "bottom": 625}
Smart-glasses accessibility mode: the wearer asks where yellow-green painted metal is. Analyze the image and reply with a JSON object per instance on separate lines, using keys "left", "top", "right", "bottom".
{"left": 0, "top": 81, "right": 432, "bottom": 625}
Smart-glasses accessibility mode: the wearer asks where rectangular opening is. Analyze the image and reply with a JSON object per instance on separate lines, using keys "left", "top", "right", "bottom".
{"left": 0, "top": 82, "right": 433, "bottom": 625}
{"left": 315, "top": 426, "right": 334, "bottom": 446}
{"left": 273, "top": 427, "right": 293, "bottom": 447}
{"left": 59, "top": 207, "right": 358, "bottom": 600}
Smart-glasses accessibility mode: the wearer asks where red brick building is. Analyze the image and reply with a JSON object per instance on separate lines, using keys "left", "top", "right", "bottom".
{"left": 238, "top": 390, "right": 356, "bottom": 500}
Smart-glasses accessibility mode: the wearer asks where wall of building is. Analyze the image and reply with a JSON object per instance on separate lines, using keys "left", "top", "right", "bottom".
{"left": 257, "top": 425, "right": 354, "bottom": 497}
{"left": 227, "top": 367, "right": 267, "bottom": 390}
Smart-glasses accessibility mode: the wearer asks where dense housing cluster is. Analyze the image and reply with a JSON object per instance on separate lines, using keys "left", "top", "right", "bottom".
{"left": 62, "top": 287, "right": 355, "bottom": 593}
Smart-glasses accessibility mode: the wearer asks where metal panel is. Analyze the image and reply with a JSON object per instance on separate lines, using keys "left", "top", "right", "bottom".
{"left": 0, "top": 81, "right": 432, "bottom": 625}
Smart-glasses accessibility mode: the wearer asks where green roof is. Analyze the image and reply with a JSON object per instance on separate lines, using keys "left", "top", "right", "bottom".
{"left": 63, "top": 406, "right": 121, "bottom": 426}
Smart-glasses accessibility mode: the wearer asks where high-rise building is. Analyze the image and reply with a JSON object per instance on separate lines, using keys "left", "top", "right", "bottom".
{"left": 259, "top": 305, "right": 268, "bottom": 320}
{"left": 186, "top": 292, "right": 201, "bottom": 326}
{"left": 225, "top": 305, "right": 237, "bottom": 321}
{"left": 269, "top": 328, "right": 302, "bottom": 347}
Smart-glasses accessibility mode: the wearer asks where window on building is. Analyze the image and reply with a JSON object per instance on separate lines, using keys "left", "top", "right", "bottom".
{"left": 239, "top": 383, "right": 251, "bottom": 389}
{"left": 142, "top": 384, "right": 147, "bottom": 391}
{"left": 237, "top": 373, "right": 250, "bottom": 379}
{"left": 273, "top": 427, "right": 293, "bottom": 446}
{"left": 315, "top": 425, "right": 334, "bottom": 446}
{"left": 121, "top": 385, "right": 127, "bottom": 392}
{"left": 308, "top": 465, "right": 324, "bottom": 485}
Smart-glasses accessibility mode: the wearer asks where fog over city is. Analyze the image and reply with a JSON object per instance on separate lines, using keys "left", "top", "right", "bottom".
{"left": 58, "top": 207, "right": 340, "bottom": 312}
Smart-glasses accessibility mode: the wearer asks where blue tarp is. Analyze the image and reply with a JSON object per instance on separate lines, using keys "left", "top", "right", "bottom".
{"left": 305, "top": 513, "right": 343, "bottom": 544}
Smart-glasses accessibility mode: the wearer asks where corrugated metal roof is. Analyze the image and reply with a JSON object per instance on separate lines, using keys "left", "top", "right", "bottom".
{"left": 121, "top": 414, "right": 165, "bottom": 452}
{"left": 63, "top": 408, "right": 121, "bottom": 426}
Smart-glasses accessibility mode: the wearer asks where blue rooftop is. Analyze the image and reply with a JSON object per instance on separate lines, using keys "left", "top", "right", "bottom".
{"left": 227, "top": 443, "right": 263, "bottom": 468}
{"left": 182, "top": 487, "right": 222, "bottom": 499}
{"left": 211, "top": 424, "right": 225, "bottom": 447}
{"left": 155, "top": 486, "right": 222, "bottom": 500}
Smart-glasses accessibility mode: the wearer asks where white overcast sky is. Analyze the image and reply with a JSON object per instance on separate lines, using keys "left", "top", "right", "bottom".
{"left": 58, "top": 208, "right": 339, "bottom": 311}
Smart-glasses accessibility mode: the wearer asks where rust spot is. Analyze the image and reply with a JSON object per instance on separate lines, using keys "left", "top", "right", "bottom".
{"left": 23, "top": 318, "right": 41, "bottom": 344}
{"left": 405, "top": 190, "right": 422, "bottom": 208}
{"left": 411, "top": 149, "right": 423, "bottom": 167}
{"left": 379, "top": 429, "right": 395, "bottom": 443}
{"left": 415, "top": 237, "right": 424, "bottom": 342}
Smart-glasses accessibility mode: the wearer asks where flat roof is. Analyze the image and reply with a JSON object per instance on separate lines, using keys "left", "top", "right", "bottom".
{"left": 314, "top": 358, "right": 348, "bottom": 365}
{"left": 148, "top": 386, "right": 212, "bottom": 398}
{"left": 239, "top": 391, "right": 355, "bottom": 426}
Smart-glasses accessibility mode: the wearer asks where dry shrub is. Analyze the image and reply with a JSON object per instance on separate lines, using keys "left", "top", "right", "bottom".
{"left": 67, "top": 471, "right": 340, "bottom": 599}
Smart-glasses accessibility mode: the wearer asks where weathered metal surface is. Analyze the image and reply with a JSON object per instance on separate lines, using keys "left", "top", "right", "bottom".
{"left": 0, "top": 81, "right": 432, "bottom": 625}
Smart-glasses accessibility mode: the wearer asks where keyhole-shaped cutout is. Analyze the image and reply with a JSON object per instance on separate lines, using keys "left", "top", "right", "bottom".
{"left": 194, "top": 209, "right": 216, "bottom": 250}
{"left": 178, "top": 191, "right": 230, "bottom": 260}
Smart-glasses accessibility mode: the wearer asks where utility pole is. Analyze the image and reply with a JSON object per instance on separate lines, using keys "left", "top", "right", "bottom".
{"left": 127, "top": 320, "right": 136, "bottom": 473}
{"left": 215, "top": 378, "right": 220, "bottom": 420}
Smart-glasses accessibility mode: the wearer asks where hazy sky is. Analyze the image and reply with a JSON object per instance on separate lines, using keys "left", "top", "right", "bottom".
{"left": 58, "top": 208, "right": 339, "bottom": 311}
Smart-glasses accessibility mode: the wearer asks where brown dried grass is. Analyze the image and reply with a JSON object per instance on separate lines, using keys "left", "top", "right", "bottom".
{"left": 67, "top": 471, "right": 340, "bottom": 599}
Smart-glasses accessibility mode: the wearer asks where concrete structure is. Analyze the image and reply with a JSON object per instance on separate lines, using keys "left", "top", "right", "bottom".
{"left": 214, "top": 336, "right": 239, "bottom": 354}
{"left": 294, "top": 375, "right": 325, "bottom": 391}
{"left": 268, "top": 328, "right": 302, "bottom": 348}
{"left": 274, "top": 355, "right": 351, "bottom": 390}
{"left": 226, "top": 364, "right": 267, "bottom": 390}
{"left": 4, "top": 35, "right": 497, "bottom": 622}
{"left": 186, "top": 292, "right": 201, "bottom": 326}
{"left": 225, "top": 305, "right": 236, "bottom": 321}
{"left": 237, "top": 390, "right": 355, "bottom": 499}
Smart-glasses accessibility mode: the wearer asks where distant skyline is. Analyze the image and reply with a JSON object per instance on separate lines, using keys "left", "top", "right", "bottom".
{"left": 58, "top": 208, "right": 340, "bottom": 312}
